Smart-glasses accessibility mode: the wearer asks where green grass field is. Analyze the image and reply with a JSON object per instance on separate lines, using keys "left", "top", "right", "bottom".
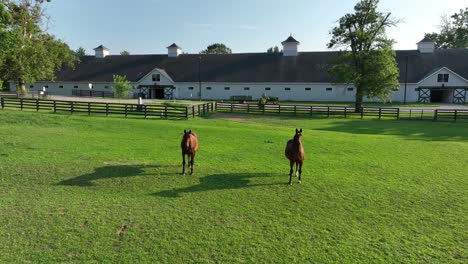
{"left": 0, "top": 110, "right": 467, "bottom": 263}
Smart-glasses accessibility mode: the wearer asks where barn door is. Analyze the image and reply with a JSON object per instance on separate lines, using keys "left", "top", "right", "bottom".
{"left": 453, "top": 88, "right": 466, "bottom": 104}
{"left": 418, "top": 88, "right": 431, "bottom": 103}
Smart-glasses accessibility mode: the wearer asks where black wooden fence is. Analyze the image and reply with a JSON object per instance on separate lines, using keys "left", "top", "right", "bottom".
{"left": 0, "top": 97, "right": 214, "bottom": 120}
{"left": 72, "top": 90, "right": 114, "bottom": 98}
{"left": 214, "top": 102, "right": 468, "bottom": 122}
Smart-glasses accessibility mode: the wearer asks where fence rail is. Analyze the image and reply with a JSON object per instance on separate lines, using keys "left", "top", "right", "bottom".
{"left": 72, "top": 90, "right": 114, "bottom": 98}
{"left": 215, "top": 102, "right": 468, "bottom": 122}
{"left": 0, "top": 97, "right": 214, "bottom": 120}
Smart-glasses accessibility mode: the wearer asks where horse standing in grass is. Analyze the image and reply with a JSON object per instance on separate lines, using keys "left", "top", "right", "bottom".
{"left": 181, "top": 130, "right": 199, "bottom": 175}
{"left": 285, "top": 129, "right": 305, "bottom": 185}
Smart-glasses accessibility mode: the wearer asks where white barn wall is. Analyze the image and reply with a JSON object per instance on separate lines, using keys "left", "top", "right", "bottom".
{"left": 175, "top": 83, "right": 357, "bottom": 101}
{"left": 418, "top": 68, "right": 468, "bottom": 87}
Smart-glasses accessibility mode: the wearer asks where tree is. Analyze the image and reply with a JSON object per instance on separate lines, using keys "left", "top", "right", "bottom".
{"left": 0, "top": 0, "right": 77, "bottom": 95}
{"left": 327, "top": 0, "right": 400, "bottom": 110}
{"left": 425, "top": 8, "right": 468, "bottom": 49}
{"left": 74, "top": 47, "right": 86, "bottom": 57}
{"left": 200, "top": 43, "right": 232, "bottom": 54}
{"left": 113, "top": 75, "right": 131, "bottom": 98}
{"left": 267, "top": 46, "right": 282, "bottom": 53}
{"left": 120, "top": 50, "right": 130, "bottom": 55}
{"left": 0, "top": 2, "right": 12, "bottom": 88}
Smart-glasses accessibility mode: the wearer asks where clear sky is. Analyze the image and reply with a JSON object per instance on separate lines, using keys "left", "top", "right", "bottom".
{"left": 43, "top": 0, "right": 467, "bottom": 55}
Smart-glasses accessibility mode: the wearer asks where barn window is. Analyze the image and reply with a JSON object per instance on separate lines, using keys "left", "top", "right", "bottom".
{"left": 224, "top": 87, "right": 230, "bottom": 90}
{"left": 74, "top": 85, "right": 78, "bottom": 89}
{"left": 265, "top": 87, "right": 271, "bottom": 91}
{"left": 437, "top": 74, "right": 449, "bottom": 82}
{"left": 59, "top": 85, "right": 64, "bottom": 88}
{"left": 284, "top": 87, "right": 291, "bottom": 91}
{"left": 305, "top": 87, "right": 311, "bottom": 91}
{"left": 244, "top": 87, "right": 250, "bottom": 91}
{"left": 44, "top": 85, "right": 49, "bottom": 88}
{"left": 347, "top": 87, "right": 354, "bottom": 91}
{"left": 188, "top": 87, "right": 194, "bottom": 90}
{"left": 326, "top": 87, "right": 333, "bottom": 91}
{"left": 29, "top": 85, "right": 34, "bottom": 88}
{"left": 152, "top": 74, "right": 161, "bottom": 82}
{"left": 105, "top": 86, "right": 110, "bottom": 89}
{"left": 206, "top": 87, "right": 212, "bottom": 90}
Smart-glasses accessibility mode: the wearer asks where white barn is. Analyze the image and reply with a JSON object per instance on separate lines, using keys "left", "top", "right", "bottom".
{"left": 11, "top": 36, "right": 468, "bottom": 104}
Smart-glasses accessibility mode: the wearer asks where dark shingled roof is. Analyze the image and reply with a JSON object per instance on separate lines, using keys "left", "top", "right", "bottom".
{"left": 418, "top": 36, "right": 434, "bottom": 43}
{"left": 94, "top": 45, "right": 109, "bottom": 51}
{"left": 282, "top": 35, "right": 300, "bottom": 44}
{"left": 167, "top": 43, "right": 181, "bottom": 49}
{"left": 54, "top": 49, "right": 468, "bottom": 83}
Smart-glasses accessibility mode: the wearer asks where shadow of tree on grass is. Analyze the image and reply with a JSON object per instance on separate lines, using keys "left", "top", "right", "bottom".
{"left": 57, "top": 164, "right": 173, "bottom": 187}
{"left": 152, "top": 173, "right": 284, "bottom": 198}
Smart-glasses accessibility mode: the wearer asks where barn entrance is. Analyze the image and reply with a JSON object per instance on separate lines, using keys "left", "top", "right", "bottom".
{"left": 138, "top": 85, "right": 175, "bottom": 99}
{"left": 430, "top": 89, "right": 451, "bottom": 103}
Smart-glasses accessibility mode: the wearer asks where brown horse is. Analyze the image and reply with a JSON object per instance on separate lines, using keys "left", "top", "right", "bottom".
{"left": 285, "top": 128, "right": 305, "bottom": 185}
{"left": 181, "top": 130, "right": 199, "bottom": 175}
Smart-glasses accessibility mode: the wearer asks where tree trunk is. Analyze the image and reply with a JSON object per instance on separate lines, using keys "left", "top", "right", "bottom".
{"left": 354, "top": 87, "right": 364, "bottom": 112}
{"left": 18, "top": 79, "right": 26, "bottom": 97}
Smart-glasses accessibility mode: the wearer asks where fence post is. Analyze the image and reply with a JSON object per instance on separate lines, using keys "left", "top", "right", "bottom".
{"left": 203, "top": 104, "right": 206, "bottom": 115}
{"left": 214, "top": 102, "right": 217, "bottom": 112}
{"left": 125, "top": 104, "right": 128, "bottom": 117}
{"left": 231, "top": 103, "right": 233, "bottom": 113}
{"left": 164, "top": 106, "right": 168, "bottom": 119}
{"left": 278, "top": 105, "right": 281, "bottom": 115}
{"left": 53, "top": 100, "right": 56, "bottom": 113}
{"left": 106, "top": 103, "right": 109, "bottom": 116}
{"left": 396, "top": 108, "right": 400, "bottom": 120}
{"left": 1, "top": 97, "right": 4, "bottom": 109}
{"left": 88, "top": 102, "right": 91, "bottom": 115}
{"left": 454, "top": 110, "right": 458, "bottom": 122}
{"left": 35, "top": 99, "right": 39, "bottom": 111}
{"left": 378, "top": 108, "right": 382, "bottom": 120}
{"left": 294, "top": 105, "right": 297, "bottom": 116}
{"left": 360, "top": 108, "right": 364, "bottom": 119}
{"left": 186, "top": 106, "right": 189, "bottom": 119}
{"left": 327, "top": 106, "right": 330, "bottom": 118}
{"left": 144, "top": 105, "right": 148, "bottom": 118}
{"left": 20, "top": 98, "right": 24, "bottom": 110}
{"left": 344, "top": 107, "right": 347, "bottom": 118}
{"left": 71, "top": 102, "right": 74, "bottom": 114}
{"left": 434, "top": 109, "right": 438, "bottom": 121}
{"left": 192, "top": 106, "right": 195, "bottom": 118}
{"left": 247, "top": 104, "right": 250, "bottom": 113}
{"left": 198, "top": 105, "right": 201, "bottom": 116}
{"left": 310, "top": 106, "right": 313, "bottom": 117}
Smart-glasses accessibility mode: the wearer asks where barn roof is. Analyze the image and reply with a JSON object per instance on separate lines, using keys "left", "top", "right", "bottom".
{"left": 54, "top": 49, "right": 468, "bottom": 84}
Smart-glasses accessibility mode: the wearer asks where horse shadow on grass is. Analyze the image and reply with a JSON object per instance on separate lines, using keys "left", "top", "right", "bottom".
{"left": 57, "top": 164, "right": 177, "bottom": 187}
{"left": 152, "top": 173, "right": 284, "bottom": 198}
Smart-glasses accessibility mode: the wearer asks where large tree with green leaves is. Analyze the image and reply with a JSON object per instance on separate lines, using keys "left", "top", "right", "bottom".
{"left": 0, "top": 0, "right": 77, "bottom": 94}
{"left": 425, "top": 8, "right": 468, "bottom": 49}
{"left": 328, "top": 0, "right": 400, "bottom": 109}
{"left": 0, "top": 2, "right": 12, "bottom": 85}
{"left": 200, "top": 43, "right": 232, "bottom": 54}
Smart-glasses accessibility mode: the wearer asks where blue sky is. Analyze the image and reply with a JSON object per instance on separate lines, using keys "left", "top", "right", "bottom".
{"left": 43, "top": 0, "right": 467, "bottom": 55}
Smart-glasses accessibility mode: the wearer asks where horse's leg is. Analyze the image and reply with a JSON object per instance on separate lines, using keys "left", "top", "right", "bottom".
{"left": 298, "top": 162, "right": 303, "bottom": 184}
{"left": 289, "top": 160, "right": 294, "bottom": 185}
{"left": 182, "top": 153, "right": 186, "bottom": 175}
{"left": 190, "top": 152, "right": 195, "bottom": 175}
{"left": 295, "top": 162, "right": 299, "bottom": 177}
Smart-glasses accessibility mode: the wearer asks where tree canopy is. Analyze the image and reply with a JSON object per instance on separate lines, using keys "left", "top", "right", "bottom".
{"left": 120, "top": 50, "right": 130, "bottom": 56}
{"left": 200, "top": 43, "right": 232, "bottom": 54}
{"left": 267, "top": 46, "right": 281, "bottom": 53}
{"left": 112, "top": 75, "right": 131, "bottom": 98}
{"left": 74, "top": 47, "right": 86, "bottom": 57}
{"left": 425, "top": 8, "right": 468, "bottom": 49}
{"left": 328, "top": 0, "right": 400, "bottom": 109}
{"left": 0, "top": 0, "right": 77, "bottom": 93}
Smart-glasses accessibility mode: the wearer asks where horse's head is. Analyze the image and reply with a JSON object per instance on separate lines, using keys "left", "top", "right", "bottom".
{"left": 183, "top": 130, "right": 193, "bottom": 144}
{"left": 294, "top": 128, "right": 303, "bottom": 143}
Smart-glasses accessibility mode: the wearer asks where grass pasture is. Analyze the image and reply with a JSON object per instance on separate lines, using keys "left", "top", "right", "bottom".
{"left": 0, "top": 110, "right": 467, "bottom": 263}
